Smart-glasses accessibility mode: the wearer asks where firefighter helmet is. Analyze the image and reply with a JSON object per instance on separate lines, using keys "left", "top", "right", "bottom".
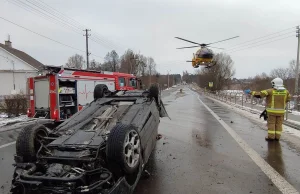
{"left": 271, "top": 77, "right": 284, "bottom": 89}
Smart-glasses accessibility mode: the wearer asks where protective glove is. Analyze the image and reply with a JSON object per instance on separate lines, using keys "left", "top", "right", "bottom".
{"left": 244, "top": 89, "right": 251, "bottom": 94}
{"left": 260, "top": 109, "right": 268, "bottom": 121}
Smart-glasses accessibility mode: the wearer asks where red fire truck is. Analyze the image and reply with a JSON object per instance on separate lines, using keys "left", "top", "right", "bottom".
{"left": 27, "top": 65, "right": 141, "bottom": 121}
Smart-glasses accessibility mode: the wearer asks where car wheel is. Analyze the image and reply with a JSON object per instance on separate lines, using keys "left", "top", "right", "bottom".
{"left": 16, "top": 124, "right": 48, "bottom": 162}
{"left": 106, "top": 124, "right": 141, "bottom": 174}
{"left": 94, "top": 84, "right": 108, "bottom": 100}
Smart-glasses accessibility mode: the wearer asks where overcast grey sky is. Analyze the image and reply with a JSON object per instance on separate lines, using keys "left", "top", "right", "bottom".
{"left": 1, "top": 0, "right": 300, "bottom": 78}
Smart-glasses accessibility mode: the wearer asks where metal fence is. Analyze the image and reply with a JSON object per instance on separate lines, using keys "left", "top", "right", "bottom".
{"left": 203, "top": 91, "right": 300, "bottom": 121}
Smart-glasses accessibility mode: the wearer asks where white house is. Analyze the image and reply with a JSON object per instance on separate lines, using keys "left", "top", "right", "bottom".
{"left": 0, "top": 39, "right": 44, "bottom": 96}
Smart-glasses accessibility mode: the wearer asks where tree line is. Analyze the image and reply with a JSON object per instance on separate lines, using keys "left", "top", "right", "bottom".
{"left": 238, "top": 60, "right": 297, "bottom": 94}
{"left": 64, "top": 49, "right": 182, "bottom": 88}
{"left": 65, "top": 49, "right": 157, "bottom": 77}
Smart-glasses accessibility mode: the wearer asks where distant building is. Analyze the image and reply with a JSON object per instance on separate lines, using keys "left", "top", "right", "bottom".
{"left": 0, "top": 38, "right": 44, "bottom": 95}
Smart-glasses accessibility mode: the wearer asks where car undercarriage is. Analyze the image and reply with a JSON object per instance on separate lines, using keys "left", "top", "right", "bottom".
{"left": 10, "top": 85, "right": 168, "bottom": 194}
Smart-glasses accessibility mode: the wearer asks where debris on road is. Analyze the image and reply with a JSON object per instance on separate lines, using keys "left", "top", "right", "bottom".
{"left": 156, "top": 134, "right": 162, "bottom": 140}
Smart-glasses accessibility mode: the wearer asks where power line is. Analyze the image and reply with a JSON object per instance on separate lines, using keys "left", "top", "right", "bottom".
{"left": 28, "top": 0, "right": 86, "bottom": 29}
{"left": 226, "top": 30, "right": 295, "bottom": 51}
{"left": 226, "top": 26, "right": 296, "bottom": 49}
{"left": 1, "top": 16, "right": 105, "bottom": 60}
{"left": 8, "top": 0, "right": 119, "bottom": 50}
{"left": 24, "top": 0, "right": 82, "bottom": 31}
{"left": 16, "top": 0, "right": 125, "bottom": 51}
{"left": 7, "top": 0, "right": 123, "bottom": 54}
{"left": 8, "top": 0, "right": 83, "bottom": 35}
{"left": 0, "top": 54, "right": 11, "bottom": 61}
{"left": 0, "top": 16, "right": 85, "bottom": 52}
{"left": 36, "top": 0, "right": 126, "bottom": 50}
{"left": 228, "top": 35, "right": 294, "bottom": 53}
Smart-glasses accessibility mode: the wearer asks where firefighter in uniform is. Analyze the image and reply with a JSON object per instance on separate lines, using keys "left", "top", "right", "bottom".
{"left": 244, "top": 78, "right": 291, "bottom": 141}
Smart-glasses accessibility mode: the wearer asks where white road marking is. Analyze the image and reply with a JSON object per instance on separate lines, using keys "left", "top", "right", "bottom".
{"left": 190, "top": 89, "right": 299, "bottom": 194}
{"left": 0, "top": 141, "right": 16, "bottom": 149}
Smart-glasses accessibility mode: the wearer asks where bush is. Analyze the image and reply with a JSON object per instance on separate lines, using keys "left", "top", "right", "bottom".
{"left": 1, "top": 94, "right": 28, "bottom": 117}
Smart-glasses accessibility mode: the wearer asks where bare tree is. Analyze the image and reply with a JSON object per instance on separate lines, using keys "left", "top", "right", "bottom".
{"left": 249, "top": 73, "right": 272, "bottom": 91}
{"left": 88, "top": 59, "right": 101, "bottom": 71}
{"left": 194, "top": 53, "right": 235, "bottom": 90}
{"left": 119, "top": 49, "right": 135, "bottom": 74}
{"left": 110, "top": 50, "right": 119, "bottom": 72}
{"left": 288, "top": 60, "right": 296, "bottom": 78}
{"left": 65, "top": 54, "right": 85, "bottom": 69}
{"left": 101, "top": 50, "right": 120, "bottom": 72}
{"left": 146, "top": 57, "right": 157, "bottom": 76}
{"left": 270, "top": 67, "right": 290, "bottom": 80}
{"left": 136, "top": 54, "right": 147, "bottom": 76}
{"left": 268, "top": 60, "right": 296, "bottom": 94}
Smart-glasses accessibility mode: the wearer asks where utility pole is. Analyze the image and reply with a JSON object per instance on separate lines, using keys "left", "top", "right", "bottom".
{"left": 294, "top": 26, "right": 300, "bottom": 110}
{"left": 83, "top": 29, "right": 91, "bottom": 69}
{"left": 167, "top": 70, "right": 171, "bottom": 88}
{"left": 12, "top": 60, "right": 15, "bottom": 90}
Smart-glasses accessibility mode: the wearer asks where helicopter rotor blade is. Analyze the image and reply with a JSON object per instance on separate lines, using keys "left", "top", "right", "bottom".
{"left": 176, "top": 46, "right": 200, "bottom": 49}
{"left": 207, "top": 46, "right": 224, "bottom": 50}
{"left": 206, "top": 36, "right": 239, "bottom": 45}
{"left": 186, "top": 61, "right": 193, "bottom": 62}
{"left": 175, "top": 37, "right": 202, "bottom": 45}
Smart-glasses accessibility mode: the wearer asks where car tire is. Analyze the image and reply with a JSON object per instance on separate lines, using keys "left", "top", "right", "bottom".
{"left": 106, "top": 124, "right": 141, "bottom": 174}
{"left": 94, "top": 84, "right": 108, "bottom": 100}
{"left": 16, "top": 124, "right": 48, "bottom": 162}
{"left": 149, "top": 84, "right": 160, "bottom": 105}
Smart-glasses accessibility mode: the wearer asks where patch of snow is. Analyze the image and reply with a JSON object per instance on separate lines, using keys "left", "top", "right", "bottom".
{"left": 0, "top": 115, "right": 28, "bottom": 127}
{"left": 291, "top": 111, "right": 300, "bottom": 116}
{"left": 0, "top": 113, "right": 8, "bottom": 118}
{"left": 285, "top": 119, "right": 300, "bottom": 126}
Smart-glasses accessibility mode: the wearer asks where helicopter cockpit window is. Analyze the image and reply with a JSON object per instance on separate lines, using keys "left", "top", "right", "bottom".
{"left": 196, "top": 48, "right": 213, "bottom": 58}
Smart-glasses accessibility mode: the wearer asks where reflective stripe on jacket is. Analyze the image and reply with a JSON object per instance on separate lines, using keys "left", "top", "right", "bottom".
{"left": 266, "top": 90, "right": 287, "bottom": 114}
{"left": 251, "top": 88, "right": 291, "bottom": 115}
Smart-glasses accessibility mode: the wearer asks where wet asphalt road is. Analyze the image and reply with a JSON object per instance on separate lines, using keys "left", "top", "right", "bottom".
{"left": 1, "top": 86, "right": 300, "bottom": 193}
{"left": 134, "top": 87, "right": 300, "bottom": 194}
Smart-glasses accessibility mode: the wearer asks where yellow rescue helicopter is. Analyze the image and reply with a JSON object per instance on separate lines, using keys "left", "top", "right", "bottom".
{"left": 175, "top": 36, "right": 239, "bottom": 68}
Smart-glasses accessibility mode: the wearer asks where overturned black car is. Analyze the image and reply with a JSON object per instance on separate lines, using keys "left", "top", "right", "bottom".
{"left": 10, "top": 84, "right": 168, "bottom": 194}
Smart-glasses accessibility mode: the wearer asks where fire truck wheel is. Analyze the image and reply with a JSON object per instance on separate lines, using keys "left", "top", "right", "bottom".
{"left": 94, "top": 84, "right": 108, "bottom": 100}
{"left": 149, "top": 84, "right": 160, "bottom": 106}
{"left": 16, "top": 124, "right": 48, "bottom": 162}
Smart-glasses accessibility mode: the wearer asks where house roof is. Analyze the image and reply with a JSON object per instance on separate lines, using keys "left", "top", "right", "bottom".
{"left": 0, "top": 43, "right": 44, "bottom": 70}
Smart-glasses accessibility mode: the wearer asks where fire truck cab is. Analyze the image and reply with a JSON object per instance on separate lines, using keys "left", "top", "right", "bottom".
{"left": 27, "top": 65, "right": 141, "bottom": 122}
